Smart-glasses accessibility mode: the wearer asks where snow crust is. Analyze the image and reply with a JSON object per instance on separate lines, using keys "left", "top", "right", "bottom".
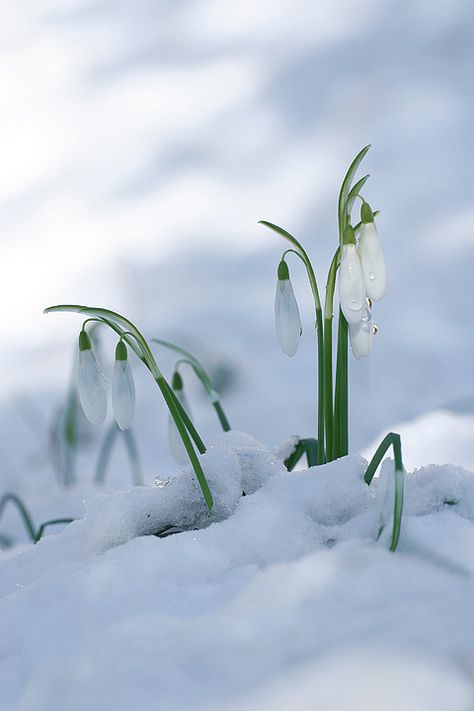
{"left": 1, "top": 433, "right": 474, "bottom": 710}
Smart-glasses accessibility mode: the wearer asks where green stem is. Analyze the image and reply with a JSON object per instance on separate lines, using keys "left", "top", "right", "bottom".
{"left": 156, "top": 377, "right": 213, "bottom": 510}
{"left": 0, "top": 493, "right": 36, "bottom": 541}
{"left": 260, "top": 222, "right": 325, "bottom": 463}
{"left": 324, "top": 249, "right": 340, "bottom": 461}
{"left": 153, "top": 341, "right": 232, "bottom": 433}
{"left": 213, "top": 401, "right": 231, "bottom": 432}
{"left": 34, "top": 518, "right": 74, "bottom": 543}
{"left": 339, "top": 315, "right": 349, "bottom": 455}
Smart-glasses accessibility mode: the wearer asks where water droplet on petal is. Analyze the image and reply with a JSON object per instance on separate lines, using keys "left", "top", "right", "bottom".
{"left": 368, "top": 271, "right": 376, "bottom": 280}
{"left": 373, "top": 323, "right": 378, "bottom": 334}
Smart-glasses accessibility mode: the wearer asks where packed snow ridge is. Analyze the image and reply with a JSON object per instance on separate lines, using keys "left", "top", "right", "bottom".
{"left": 1, "top": 431, "right": 474, "bottom": 710}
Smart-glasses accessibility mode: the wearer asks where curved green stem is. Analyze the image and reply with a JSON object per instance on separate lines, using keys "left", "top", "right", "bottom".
{"left": 364, "top": 432, "right": 405, "bottom": 552}
{"left": 152, "top": 339, "right": 231, "bottom": 432}
{"left": 259, "top": 221, "right": 325, "bottom": 463}
{"left": 0, "top": 493, "right": 36, "bottom": 541}
{"left": 34, "top": 518, "right": 74, "bottom": 543}
{"left": 156, "top": 376, "right": 213, "bottom": 510}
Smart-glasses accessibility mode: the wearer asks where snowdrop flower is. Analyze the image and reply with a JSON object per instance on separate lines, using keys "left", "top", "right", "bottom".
{"left": 77, "top": 329, "right": 107, "bottom": 426}
{"left": 339, "top": 226, "right": 366, "bottom": 324}
{"left": 349, "top": 306, "right": 374, "bottom": 359}
{"left": 168, "top": 371, "right": 192, "bottom": 465}
{"left": 112, "top": 340, "right": 135, "bottom": 430}
{"left": 358, "top": 203, "right": 387, "bottom": 301}
{"left": 274, "top": 260, "right": 302, "bottom": 356}
{"left": 375, "top": 458, "right": 395, "bottom": 539}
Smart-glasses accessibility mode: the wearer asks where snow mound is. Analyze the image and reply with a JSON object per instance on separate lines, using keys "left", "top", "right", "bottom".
{"left": 80, "top": 431, "right": 287, "bottom": 555}
{"left": 2, "top": 436, "right": 474, "bottom": 710}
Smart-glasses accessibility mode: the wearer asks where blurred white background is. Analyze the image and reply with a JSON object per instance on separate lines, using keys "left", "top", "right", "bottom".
{"left": 1, "top": 0, "right": 473, "bottom": 487}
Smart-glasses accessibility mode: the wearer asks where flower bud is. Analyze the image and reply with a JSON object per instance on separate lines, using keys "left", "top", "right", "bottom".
{"left": 274, "top": 260, "right": 302, "bottom": 357}
{"left": 349, "top": 306, "right": 373, "bottom": 359}
{"left": 339, "top": 243, "right": 366, "bottom": 324}
{"left": 358, "top": 205, "right": 387, "bottom": 301}
{"left": 168, "top": 371, "right": 193, "bottom": 465}
{"left": 112, "top": 340, "right": 135, "bottom": 430}
{"left": 77, "top": 330, "right": 107, "bottom": 426}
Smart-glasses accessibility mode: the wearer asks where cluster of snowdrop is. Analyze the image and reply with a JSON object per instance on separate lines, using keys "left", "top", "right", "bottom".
{"left": 78, "top": 328, "right": 204, "bottom": 467}
{"left": 44, "top": 147, "right": 405, "bottom": 551}
{"left": 274, "top": 202, "right": 387, "bottom": 360}
{"left": 78, "top": 329, "right": 135, "bottom": 430}
{"left": 338, "top": 202, "right": 386, "bottom": 358}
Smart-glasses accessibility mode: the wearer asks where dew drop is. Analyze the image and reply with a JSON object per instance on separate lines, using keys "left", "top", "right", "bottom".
{"left": 366, "top": 297, "right": 373, "bottom": 308}
{"left": 368, "top": 271, "right": 376, "bottom": 281}
{"left": 373, "top": 324, "right": 378, "bottom": 335}
{"left": 361, "top": 309, "right": 370, "bottom": 323}
{"left": 351, "top": 297, "right": 357, "bottom": 304}
{"left": 155, "top": 476, "right": 171, "bottom": 488}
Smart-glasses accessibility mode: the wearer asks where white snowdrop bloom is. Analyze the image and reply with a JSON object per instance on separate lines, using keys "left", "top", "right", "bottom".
{"left": 77, "top": 330, "right": 107, "bottom": 426}
{"left": 375, "top": 458, "right": 396, "bottom": 538}
{"left": 274, "top": 260, "right": 302, "bottom": 357}
{"left": 339, "top": 242, "right": 366, "bottom": 324}
{"left": 375, "top": 457, "right": 404, "bottom": 541}
{"left": 112, "top": 341, "right": 135, "bottom": 430}
{"left": 349, "top": 306, "right": 374, "bottom": 359}
{"left": 168, "top": 373, "right": 192, "bottom": 465}
{"left": 358, "top": 204, "right": 387, "bottom": 301}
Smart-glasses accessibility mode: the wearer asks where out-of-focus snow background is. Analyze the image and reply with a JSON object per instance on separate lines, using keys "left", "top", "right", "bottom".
{"left": 1, "top": 0, "right": 473, "bottom": 491}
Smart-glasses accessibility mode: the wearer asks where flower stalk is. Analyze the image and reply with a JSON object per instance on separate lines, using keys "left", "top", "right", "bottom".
{"left": 262, "top": 145, "right": 387, "bottom": 464}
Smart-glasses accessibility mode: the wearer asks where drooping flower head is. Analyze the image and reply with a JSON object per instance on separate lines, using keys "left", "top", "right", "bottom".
{"left": 274, "top": 259, "right": 302, "bottom": 357}
{"left": 77, "top": 329, "right": 107, "bottom": 426}
{"left": 339, "top": 224, "right": 366, "bottom": 325}
{"left": 358, "top": 202, "right": 387, "bottom": 301}
{"left": 112, "top": 340, "right": 135, "bottom": 430}
{"left": 349, "top": 305, "right": 374, "bottom": 359}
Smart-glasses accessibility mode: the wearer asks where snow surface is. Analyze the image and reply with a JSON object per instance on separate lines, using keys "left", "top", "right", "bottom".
{"left": 1, "top": 431, "right": 474, "bottom": 710}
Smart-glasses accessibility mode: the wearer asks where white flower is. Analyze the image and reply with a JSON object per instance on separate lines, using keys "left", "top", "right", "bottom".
{"left": 349, "top": 306, "right": 374, "bottom": 359}
{"left": 274, "top": 261, "right": 302, "bottom": 357}
{"left": 339, "top": 243, "right": 366, "bottom": 324}
{"left": 112, "top": 341, "right": 135, "bottom": 430}
{"left": 168, "top": 373, "right": 192, "bottom": 465}
{"left": 77, "top": 330, "right": 107, "bottom": 426}
{"left": 375, "top": 458, "right": 395, "bottom": 539}
{"left": 358, "top": 218, "right": 387, "bottom": 301}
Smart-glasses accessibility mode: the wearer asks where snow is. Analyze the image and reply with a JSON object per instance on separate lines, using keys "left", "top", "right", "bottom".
{"left": 1, "top": 0, "right": 474, "bottom": 707}
{"left": 1, "top": 433, "right": 474, "bottom": 710}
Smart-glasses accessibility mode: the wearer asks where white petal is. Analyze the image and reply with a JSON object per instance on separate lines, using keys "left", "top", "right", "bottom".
{"left": 77, "top": 350, "right": 107, "bottom": 426}
{"left": 274, "top": 279, "right": 302, "bottom": 356}
{"left": 375, "top": 458, "right": 396, "bottom": 537}
{"left": 349, "top": 307, "right": 373, "bottom": 359}
{"left": 168, "top": 390, "right": 192, "bottom": 465}
{"left": 358, "top": 222, "right": 387, "bottom": 301}
{"left": 339, "top": 244, "right": 366, "bottom": 324}
{"left": 112, "top": 360, "right": 135, "bottom": 430}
